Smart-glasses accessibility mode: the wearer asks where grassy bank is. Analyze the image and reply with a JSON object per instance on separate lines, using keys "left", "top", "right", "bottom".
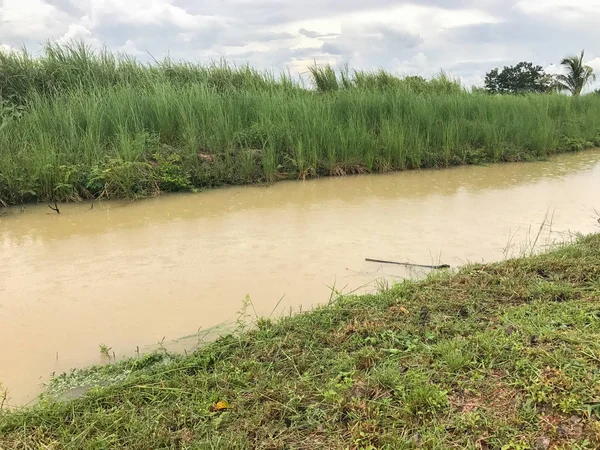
{"left": 1, "top": 234, "right": 600, "bottom": 448}
{"left": 1, "top": 44, "right": 600, "bottom": 205}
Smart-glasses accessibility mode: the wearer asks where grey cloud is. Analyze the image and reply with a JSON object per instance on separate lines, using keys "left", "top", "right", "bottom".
{"left": 321, "top": 41, "right": 343, "bottom": 56}
{"left": 91, "top": 21, "right": 226, "bottom": 52}
{"left": 45, "top": 0, "right": 85, "bottom": 17}
{"left": 299, "top": 28, "right": 319, "bottom": 39}
{"left": 442, "top": 18, "right": 600, "bottom": 69}
{"left": 299, "top": 28, "right": 339, "bottom": 39}
{"left": 79, "top": 19, "right": 293, "bottom": 55}
{"left": 365, "top": 23, "right": 423, "bottom": 47}
{"left": 319, "top": 23, "right": 423, "bottom": 61}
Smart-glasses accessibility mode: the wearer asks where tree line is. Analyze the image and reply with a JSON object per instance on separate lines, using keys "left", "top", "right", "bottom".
{"left": 484, "top": 50, "right": 597, "bottom": 96}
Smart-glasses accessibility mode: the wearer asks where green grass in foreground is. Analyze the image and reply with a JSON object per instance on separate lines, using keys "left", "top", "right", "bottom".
{"left": 1, "top": 43, "right": 600, "bottom": 205}
{"left": 2, "top": 234, "right": 600, "bottom": 449}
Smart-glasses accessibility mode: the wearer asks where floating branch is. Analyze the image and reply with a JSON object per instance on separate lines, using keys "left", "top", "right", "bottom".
{"left": 365, "top": 258, "right": 450, "bottom": 269}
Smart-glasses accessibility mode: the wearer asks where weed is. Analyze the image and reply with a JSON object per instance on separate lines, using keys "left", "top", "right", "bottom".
{"left": 99, "top": 344, "right": 112, "bottom": 360}
{"left": 0, "top": 384, "right": 7, "bottom": 411}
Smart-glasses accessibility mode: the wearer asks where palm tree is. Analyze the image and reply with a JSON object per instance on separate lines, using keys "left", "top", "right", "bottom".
{"left": 555, "top": 50, "right": 596, "bottom": 96}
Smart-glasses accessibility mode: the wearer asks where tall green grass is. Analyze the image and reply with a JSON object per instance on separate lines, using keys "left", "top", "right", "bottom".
{"left": 1, "top": 43, "right": 600, "bottom": 205}
{"left": 308, "top": 62, "right": 463, "bottom": 94}
{"left": 0, "top": 42, "right": 296, "bottom": 108}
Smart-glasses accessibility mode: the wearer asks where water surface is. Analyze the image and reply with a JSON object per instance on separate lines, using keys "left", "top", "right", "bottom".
{"left": 1, "top": 150, "right": 600, "bottom": 405}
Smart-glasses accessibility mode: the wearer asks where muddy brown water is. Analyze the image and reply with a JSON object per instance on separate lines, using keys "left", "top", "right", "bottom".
{"left": 1, "top": 150, "right": 600, "bottom": 406}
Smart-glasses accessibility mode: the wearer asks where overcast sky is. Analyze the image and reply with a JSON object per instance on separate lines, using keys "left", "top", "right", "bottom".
{"left": 1, "top": 0, "right": 600, "bottom": 89}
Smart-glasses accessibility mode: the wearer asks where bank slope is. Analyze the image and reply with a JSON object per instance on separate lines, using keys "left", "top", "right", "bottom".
{"left": 1, "top": 234, "right": 600, "bottom": 449}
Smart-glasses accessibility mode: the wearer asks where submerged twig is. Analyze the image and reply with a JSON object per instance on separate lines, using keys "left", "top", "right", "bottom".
{"left": 0, "top": 388, "right": 7, "bottom": 410}
{"left": 48, "top": 202, "right": 60, "bottom": 214}
{"left": 365, "top": 258, "right": 450, "bottom": 269}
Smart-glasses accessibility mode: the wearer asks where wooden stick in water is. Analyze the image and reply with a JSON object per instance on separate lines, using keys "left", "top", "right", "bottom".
{"left": 47, "top": 202, "right": 60, "bottom": 214}
{"left": 365, "top": 258, "right": 450, "bottom": 269}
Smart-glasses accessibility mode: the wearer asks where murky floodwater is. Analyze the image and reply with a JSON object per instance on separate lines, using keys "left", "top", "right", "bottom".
{"left": 1, "top": 150, "right": 600, "bottom": 406}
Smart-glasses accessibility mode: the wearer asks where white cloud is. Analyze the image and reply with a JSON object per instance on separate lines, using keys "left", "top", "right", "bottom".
{"left": 0, "top": 0, "right": 70, "bottom": 38}
{"left": 77, "top": 0, "right": 227, "bottom": 30}
{"left": 342, "top": 5, "right": 501, "bottom": 36}
{"left": 0, "top": 0, "right": 598, "bottom": 89}
{"left": 58, "top": 24, "right": 103, "bottom": 48}
{"left": 287, "top": 4, "right": 500, "bottom": 45}
{"left": 544, "top": 63, "right": 561, "bottom": 75}
{"left": 117, "top": 39, "right": 145, "bottom": 56}
{"left": 587, "top": 58, "right": 600, "bottom": 74}
{"left": 390, "top": 52, "right": 429, "bottom": 76}
{"left": 515, "top": 0, "right": 600, "bottom": 20}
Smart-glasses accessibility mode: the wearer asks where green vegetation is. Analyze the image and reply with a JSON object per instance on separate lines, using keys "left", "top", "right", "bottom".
{"left": 2, "top": 234, "right": 600, "bottom": 448}
{"left": 484, "top": 50, "right": 597, "bottom": 96}
{"left": 1, "top": 43, "right": 600, "bottom": 206}
{"left": 484, "top": 62, "right": 554, "bottom": 94}
{"left": 555, "top": 50, "right": 597, "bottom": 97}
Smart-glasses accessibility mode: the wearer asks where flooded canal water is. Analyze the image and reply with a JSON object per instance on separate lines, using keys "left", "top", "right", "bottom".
{"left": 1, "top": 149, "right": 600, "bottom": 405}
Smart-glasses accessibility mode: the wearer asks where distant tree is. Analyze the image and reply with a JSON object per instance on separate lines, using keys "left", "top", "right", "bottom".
{"left": 555, "top": 50, "right": 596, "bottom": 96}
{"left": 484, "top": 62, "right": 552, "bottom": 94}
